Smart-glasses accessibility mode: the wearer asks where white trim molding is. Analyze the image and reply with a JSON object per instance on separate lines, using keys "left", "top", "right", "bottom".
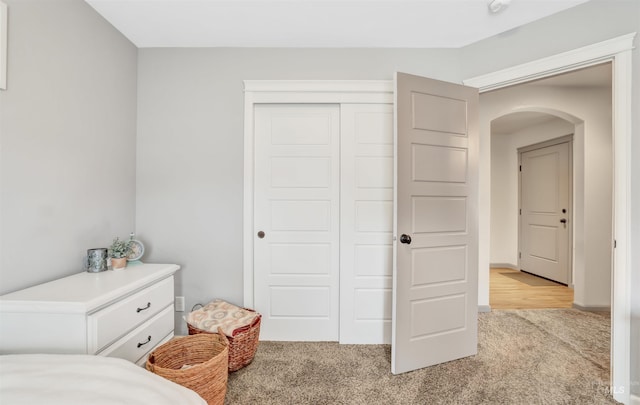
{"left": 489, "top": 263, "right": 518, "bottom": 270}
{"left": 465, "top": 33, "right": 636, "bottom": 405}
{"left": 244, "top": 80, "right": 392, "bottom": 94}
{"left": 571, "top": 303, "right": 611, "bottom": 313}
{"left": 242, "top": 80, "right": 393, "bottom": 309}
{"left": 463, "top": 33, "right": 636, "bottom": 92}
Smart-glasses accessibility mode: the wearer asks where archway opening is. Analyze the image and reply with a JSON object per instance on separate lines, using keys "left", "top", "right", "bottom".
{"left": 489, "top": 110, "right": 581, "bottom": 309}
{"left": 483, "top": 62, "right": 613, "bottom": 313}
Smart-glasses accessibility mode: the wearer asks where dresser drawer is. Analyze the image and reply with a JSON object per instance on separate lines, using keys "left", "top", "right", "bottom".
{"left": 98, "top": 305, "right": 174, "bottom": 363}
{"left": 89, "top": 276, "right": 174, "bottom": 352}
{"left": 135, "top": 333, "right": 173, "bottom": 367}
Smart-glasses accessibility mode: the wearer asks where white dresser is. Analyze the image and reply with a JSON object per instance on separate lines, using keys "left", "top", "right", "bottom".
{"left": 0, "top": 263, "right": 179, "bottom": 366}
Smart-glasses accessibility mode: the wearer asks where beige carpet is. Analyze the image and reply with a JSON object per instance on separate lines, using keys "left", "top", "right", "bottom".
{"left": 225, "top": 309, "right": 616, "bottom": 404}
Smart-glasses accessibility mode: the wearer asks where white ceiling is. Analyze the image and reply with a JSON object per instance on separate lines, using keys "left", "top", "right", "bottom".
{"left": 85, "top": 0, "right": 590, "bottom": 48}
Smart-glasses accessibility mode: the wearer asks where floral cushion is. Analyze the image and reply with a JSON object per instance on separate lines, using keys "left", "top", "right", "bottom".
{"left": 186, "top": 299, "right": 259, "bottom": 337}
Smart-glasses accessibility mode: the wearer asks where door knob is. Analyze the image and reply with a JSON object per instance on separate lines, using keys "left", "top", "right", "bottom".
{"left": 560, "top": 219, "right": 567, "bottom": 224}
{"left": 400, "top": 234, "right": 412, "bottom": 244}
{"left": 257, "top": 231, "right": 265, "bottom": 239}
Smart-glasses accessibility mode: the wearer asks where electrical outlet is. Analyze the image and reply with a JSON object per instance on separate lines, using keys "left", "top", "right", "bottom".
{"left": 175, "top": 296, "right": 185, "bottom": 312}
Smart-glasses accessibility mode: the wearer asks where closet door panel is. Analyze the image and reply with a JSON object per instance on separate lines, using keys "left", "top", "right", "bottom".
{"left": 340, "top": 103, "right": 394, "bottom": 344}
{"left": 254, "top": 104, "right": 340, "bottom": 341}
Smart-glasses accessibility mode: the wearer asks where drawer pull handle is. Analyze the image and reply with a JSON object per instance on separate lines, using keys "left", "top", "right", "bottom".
{"left": 136, "top": 302, "right": 151, "bottom": 313}
{"left": 137, "top": 336, "right": 152, "bottom": 348}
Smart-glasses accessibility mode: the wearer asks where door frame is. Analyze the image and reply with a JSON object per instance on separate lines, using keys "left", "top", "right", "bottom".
{"left": 517, "top": 135, "right": 573, "bottom": 286}
{"left": 243, "top": 81, "right": 393, "bottom": 308}
{"left": 464, "top": 33, "right": 635, "bottom": 404}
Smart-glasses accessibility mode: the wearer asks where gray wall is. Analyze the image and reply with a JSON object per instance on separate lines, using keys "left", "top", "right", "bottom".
{"left": 135, "top": 48, "right": 462, "bottom": 333}
{"left": 459, "top": 0, "right": 639, "bottom": 78}
{"left": 461, "top": 0, "right": 639, "bottom": 395}
{"left": 0, "top": 0, "right": 137, "bottom": 294}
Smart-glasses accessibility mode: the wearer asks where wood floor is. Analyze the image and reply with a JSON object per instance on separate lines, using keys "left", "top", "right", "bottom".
{"left": 490, "top": 268, "right": 574, "bottom": 309}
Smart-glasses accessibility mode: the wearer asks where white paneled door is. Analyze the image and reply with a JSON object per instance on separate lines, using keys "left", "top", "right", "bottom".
{"left": 519, "top": 142, "right": 571, "bottom": 284}
{"left": 254, "top": 102, "right": 395, "bottom": 342}
{"left": 254, "top": 104, "right": 340, "bottom": 341}
{"left": 392, "top": 72, "right": 479, "bottom": 374}
{"left": 340, "top": 104, "right": 394, "bottom": 344}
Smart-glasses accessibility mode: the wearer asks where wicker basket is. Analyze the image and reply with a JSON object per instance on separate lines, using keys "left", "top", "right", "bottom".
{"left": 146, "top": 332, "right": 228, "bottom": 405}
{"left": 188, "top": 310, "right": 261, "bottom": 372}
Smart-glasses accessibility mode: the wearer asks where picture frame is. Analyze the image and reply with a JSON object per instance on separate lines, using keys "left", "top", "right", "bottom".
{"left": 0, "top": 1, "right": 7, "bottom": 90}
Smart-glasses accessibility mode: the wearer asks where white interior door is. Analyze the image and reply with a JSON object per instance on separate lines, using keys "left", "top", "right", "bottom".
{"left": 254, "top": 104, "right": 340, "bottom": 341}
{"left": 519, "top": 142, "right": 571, "bottom": 284}
{"left": 392, "top": 72, "right": 479, "bottom": 374}
{"left": 340, "top": 104, "right": 394, "bottom": 344}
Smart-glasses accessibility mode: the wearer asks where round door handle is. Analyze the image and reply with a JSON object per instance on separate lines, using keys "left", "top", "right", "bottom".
{"left": 257, "top": 231, "right": 265, "bottom": 239}
{"left": 400, "top": 234, "right": 412, "bottom": 244}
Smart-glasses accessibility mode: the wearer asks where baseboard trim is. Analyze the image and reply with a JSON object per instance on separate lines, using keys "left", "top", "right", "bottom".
{"left": 478, "top": 305, "right": 492, "bottom": 313}
{"left": 572, "top": 303, "right": 611, "bottom": 313}
{"left": 490, "top": 263, "right": 518, "bottom": 270}
{"left": 630, "top": 393, "right": 640, "bottom": 405}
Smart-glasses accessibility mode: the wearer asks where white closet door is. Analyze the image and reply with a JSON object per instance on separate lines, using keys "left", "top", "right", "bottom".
{"left": 253, "top": 104, "right": 340, "bottom": 341}
{"left": 340, "top": 104, "right": 394, "bottom": 344}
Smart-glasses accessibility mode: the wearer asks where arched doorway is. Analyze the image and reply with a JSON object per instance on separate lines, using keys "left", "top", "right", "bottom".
{"left": 484, "top": 66, "right": 613, "bottom": 312}
{"left": 489, "top": 110, "right": 582, "bottom": 308}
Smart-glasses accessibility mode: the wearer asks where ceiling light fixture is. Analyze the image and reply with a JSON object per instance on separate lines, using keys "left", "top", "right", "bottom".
{"left": 488, "top": 0, "right": 511, "bottom": 13}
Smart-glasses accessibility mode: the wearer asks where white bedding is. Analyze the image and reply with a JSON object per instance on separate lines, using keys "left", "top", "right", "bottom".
{"left": 0, "top": 354, "right": 206, "bottom": 405}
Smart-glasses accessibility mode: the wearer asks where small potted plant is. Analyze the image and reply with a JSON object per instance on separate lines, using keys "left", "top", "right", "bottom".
{"left": 109, "top": 237, "right": 132, "bottom": 270}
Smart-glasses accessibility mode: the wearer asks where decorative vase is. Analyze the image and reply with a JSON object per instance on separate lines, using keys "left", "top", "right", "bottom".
{"left": 111, "top": 257, "right": 127, "bottom": 270}
{"left": 87, "top": 248, "right": 108, "bottom": 273}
